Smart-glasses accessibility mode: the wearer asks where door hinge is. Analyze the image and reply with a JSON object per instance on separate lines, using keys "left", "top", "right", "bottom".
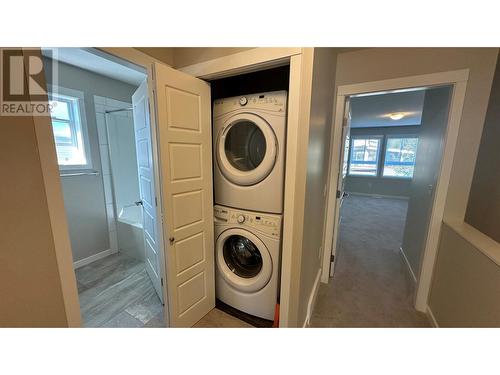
{"left": 160, "top": 277, "right": 164, "bottom": 286}
{"left": 155, "top": 196, "right": 158, "bottom": 206}
{"left": 330, "top": 255, "right": 335, "bottom": 262}
{"left": 336, "top": 190, "right": 341, "bottom": 199}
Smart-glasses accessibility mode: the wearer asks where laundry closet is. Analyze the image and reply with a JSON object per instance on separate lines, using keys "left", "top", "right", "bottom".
{"left": 208, "top": 66, "right": 290, "bottom": 326}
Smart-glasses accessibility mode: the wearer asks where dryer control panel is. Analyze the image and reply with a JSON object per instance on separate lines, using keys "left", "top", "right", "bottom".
{"left": 214, "top": 205, "right": 282, "bottom": 238}
{"left": 213, "top": 90, "right": 288, "bottom": 117}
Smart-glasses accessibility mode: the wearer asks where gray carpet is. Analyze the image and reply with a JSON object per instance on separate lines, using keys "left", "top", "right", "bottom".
{"left": 310, "top": 195, "right": 430, "bottom": 327}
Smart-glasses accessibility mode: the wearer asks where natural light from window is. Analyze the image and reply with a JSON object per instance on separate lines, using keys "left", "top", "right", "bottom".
{"left": 383, "top": 137, "right": 418, "bottom": 178}
{"left": 49, "top": 92, "right": 90, "bottom": 169}
{"left": 348, "top": 137, "right": 381, "bottom": 176}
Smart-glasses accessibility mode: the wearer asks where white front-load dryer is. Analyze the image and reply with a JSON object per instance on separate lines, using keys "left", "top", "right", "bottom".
{"left": 214, "top": 205, "right": 281, "bottom": 320}
{"left": 213, "top": 91, "right": 287, "bottom": 214}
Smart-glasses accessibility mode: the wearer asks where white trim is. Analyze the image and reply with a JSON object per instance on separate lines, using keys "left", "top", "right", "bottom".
{"left": 303, "top": 268, "right": 322, "bottom": 328}
{"left": 426, "top": 305, "right": 439, "bottom": 328}
{"left": 321, "top": 69, "right": 470, "bottom": 313}
{"left": 47, "top": 85, "right": 93, "bottom": 171}
{"left": 444, "top": 220, "right": 500, "bottom": 268}
{"left": 400, "top": 246, "right": 417, "bottom": 284}
{"left": 178, "top": 48, "right": 301, "bottom": 80}
{"left": 73, "top": 248, "right": 116, "bottom": 269}
{"left": 415, "top": 79, "right": 468, "bottom": 311}
{"left": 348, "top": 192, "right": 410, "bottom": 200}
{"left": 337, "top": 69, "right": 469, "bottom": 96}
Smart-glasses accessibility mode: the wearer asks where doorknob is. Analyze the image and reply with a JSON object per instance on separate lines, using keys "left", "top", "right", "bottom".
{"left": 135, "top": 200, "right": 143, "bottom": 206}
{"left": 169, "top": 237, "right": 175, "bottom": 245}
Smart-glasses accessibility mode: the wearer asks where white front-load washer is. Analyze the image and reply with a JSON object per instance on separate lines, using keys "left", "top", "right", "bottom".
{"left": 214, "top": 204, "right": 281, "bottom": 320}
{"left": 213, "top": 91, "right": 287, "bottom": 214}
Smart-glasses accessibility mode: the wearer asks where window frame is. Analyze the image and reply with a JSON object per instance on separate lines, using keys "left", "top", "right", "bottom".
{"left": 347, "top": 135, "right": 383, "bottom": 178}
{"left": 48, "top": 85, "right": 92, "bottom": 171}
{"left": 381, "top": 134, "right": 419, "bottom": 180}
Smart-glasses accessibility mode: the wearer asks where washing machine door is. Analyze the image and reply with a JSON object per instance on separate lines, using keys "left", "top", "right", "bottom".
{"left": 217, "top": 113, "right": 277, "bottom": 186}
{"left": 216, "top": 228, "right": 273, "bottom": 293}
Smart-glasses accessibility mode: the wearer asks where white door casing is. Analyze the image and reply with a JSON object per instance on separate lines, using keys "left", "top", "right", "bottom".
{"left": 329, "top": 99, "right": 351, "bottom": 277}
{"left": 153, "top": 62, "right": 215, "bottom": 327}
{"left": 132, "top": 79, "right": 164, "bottom": 303}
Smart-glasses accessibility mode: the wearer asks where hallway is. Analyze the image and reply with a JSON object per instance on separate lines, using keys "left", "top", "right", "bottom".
{"left": 310, "top": 195, "right": 430, "bottom": 327}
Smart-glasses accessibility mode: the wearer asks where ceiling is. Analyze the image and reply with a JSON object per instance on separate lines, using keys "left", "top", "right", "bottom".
{"left": 42, "top": 48, "right": 146, "bottom": 86}
{"left": 350, "top": 89, "right": 425, "bottom": 128}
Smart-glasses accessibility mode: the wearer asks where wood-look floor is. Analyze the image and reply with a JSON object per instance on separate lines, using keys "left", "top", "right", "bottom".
{"left": 310, "top": 195, "right": 431, "bottom": 327}
{"left": 76, "top": 252, "right": 251, "bottom": 328}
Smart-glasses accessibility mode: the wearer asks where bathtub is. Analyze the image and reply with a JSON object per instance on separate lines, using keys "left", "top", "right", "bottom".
{"left": 117, "top": 205, "right": 145, "bottom": 261}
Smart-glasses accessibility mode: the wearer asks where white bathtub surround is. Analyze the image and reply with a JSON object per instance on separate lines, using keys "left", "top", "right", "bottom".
{"left": 94, "top": 96, "right": 135, "bottom": 256}
{"left": 117, "top": 205, "right": 145, "bottom": 261}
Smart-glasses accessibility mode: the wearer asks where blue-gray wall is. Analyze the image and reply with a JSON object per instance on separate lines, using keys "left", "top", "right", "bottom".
{"left": 44, "top": 59, "right": 137, "bottom": 262}
{"left": 345, "top": 125, "right": 420, "bottom": 197}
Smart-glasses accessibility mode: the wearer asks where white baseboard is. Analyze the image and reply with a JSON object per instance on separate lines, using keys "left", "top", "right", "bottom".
{"left": 426, "top": 305, "right": 439, "bottom": 328}
{"left": 73, "top": 248, "right": 116, "bottom": 269}
{"left": 348, "top": 192, "right": 409, "bottom": 200}
{"left": 303, "top": 268, "right": 322, "bottom": 328}
{"left": 400, "top": 246, "right": 417, "bottom": 284}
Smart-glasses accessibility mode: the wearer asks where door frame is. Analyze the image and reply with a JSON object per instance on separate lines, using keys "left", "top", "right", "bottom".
{"left": 34, "top": 47, "right": 171, "bottom": 327}
{"left": 321, "top": 69, "right": 469, "bottom": 313}
{"left": 38, "top": 46, "right": 310, "bottom": 327}
{"left": 177, "top": 47, "right": 308, "bottom": 327}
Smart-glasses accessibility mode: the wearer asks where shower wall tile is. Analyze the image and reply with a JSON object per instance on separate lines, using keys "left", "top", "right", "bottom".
{"left": 100, "top": 145, "right": 111, "bottom": 175}
{"left": 96, "top": 113, "right": 108, "bottom": 145}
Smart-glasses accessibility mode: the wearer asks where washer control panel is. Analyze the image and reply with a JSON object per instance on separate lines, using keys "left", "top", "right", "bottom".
{"left": 213, "top": 91, "right": 288, "bottom": 117}
{"left": 214, "top": 205, "right": 282, "bottom": 238}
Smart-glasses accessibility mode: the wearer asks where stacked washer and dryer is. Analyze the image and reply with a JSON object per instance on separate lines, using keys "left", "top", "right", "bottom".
{"left": 213, "top": 91, "right": 287, "bottom": 320}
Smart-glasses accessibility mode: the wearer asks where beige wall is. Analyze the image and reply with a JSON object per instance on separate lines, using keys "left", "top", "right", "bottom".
{"left": 0, "top": 114, "right": 68, "bottom": 327}
{"left": 296, "top": 48, "right": 338, "bottom": 325}
{"left": 334, "top": 48, "right": 500, "bottom": 326}
{"left": 335, "top": 48, "right": 498, "bottom": 224}
{"left": 172, "top": 48, "right": 254, "bottom": 68}
{"left": 429, "top": 224, "right": 500, "bottom": 327}
{"left": 465, "top": 57, "right": 500, "bottom": 243}
{"left": 134, "top": 47, "right": 174, "bottom": 66}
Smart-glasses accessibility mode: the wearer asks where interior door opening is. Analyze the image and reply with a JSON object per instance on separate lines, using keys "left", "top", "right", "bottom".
{"left": 42, "top": 48, "right": 167, "bottom": 327}
{"left": 314, "top": 85, "right": 453, "bottom": 327}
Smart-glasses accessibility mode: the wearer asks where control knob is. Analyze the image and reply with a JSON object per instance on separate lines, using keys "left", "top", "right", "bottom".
{"left": 239, "top": 97, "right": 248, "bottom": 106}
{"left": 237, "top": 214, "right": 245, "bottom": 223}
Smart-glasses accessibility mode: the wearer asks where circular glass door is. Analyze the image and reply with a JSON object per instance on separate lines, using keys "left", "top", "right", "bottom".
{"left": 217, "top": 113, "right": 277, "bottom": 186}
{"left": 216, "top": 228, "right": 273, "bottom": 293}
{"left": 224, "top": 121, "right": 267, "bottom": 172}
{"left": 223, "top": 235, "right": 263, "bottom": 278}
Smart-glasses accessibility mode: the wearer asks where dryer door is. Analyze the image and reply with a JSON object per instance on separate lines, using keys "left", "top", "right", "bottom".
{"left": 216, "top": 113, "right": 277, "bottom": 186}
{"left": 216, "top": 228, "right": 273, "bottom": 293}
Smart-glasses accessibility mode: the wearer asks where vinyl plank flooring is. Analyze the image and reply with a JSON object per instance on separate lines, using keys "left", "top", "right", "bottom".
{"left": 76, "top": 253, "right": 164, "bottom": 328}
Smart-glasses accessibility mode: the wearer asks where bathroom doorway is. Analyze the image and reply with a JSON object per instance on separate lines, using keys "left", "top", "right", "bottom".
{"left": 43, "top": 48, "right": 166, "bottom": 327}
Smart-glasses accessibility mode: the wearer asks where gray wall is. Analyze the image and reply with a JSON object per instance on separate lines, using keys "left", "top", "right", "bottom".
{"left": 429, "top": 224, "right": 500, "bottom": 327}
{"left": 465, "top": 58, "right": 500, "bottom": 243}
{"left": 297, "top": 48, "right": 337, "bottom": 324}
{"left": 345, "top": 125, "right": 420, "bottom": 197}
{"left": 45, "top": 60, "right": 137, "bottom": 262}
{"left": 402, "top": 87, "right": 452, "bottom": 276}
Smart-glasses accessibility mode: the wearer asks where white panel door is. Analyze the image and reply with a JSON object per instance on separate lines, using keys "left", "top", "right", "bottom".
{"left": 132, "top": 79, "right": 164, "bottom": 303}
{"left": 330, "top": 99, "right": 351, "bottom": 277}
{"left": 153, "top": 62, "right": 215, "bottom": 327}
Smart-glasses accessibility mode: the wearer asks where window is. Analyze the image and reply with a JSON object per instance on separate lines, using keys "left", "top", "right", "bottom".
{"left": 348, "top": 137, "right": 382, "bottom": 176}
{"left": 49, "top": 87, "right": 91, "bottom": 170}
{"left": 383, "top": 137, "right": 419, "bottom": 178}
